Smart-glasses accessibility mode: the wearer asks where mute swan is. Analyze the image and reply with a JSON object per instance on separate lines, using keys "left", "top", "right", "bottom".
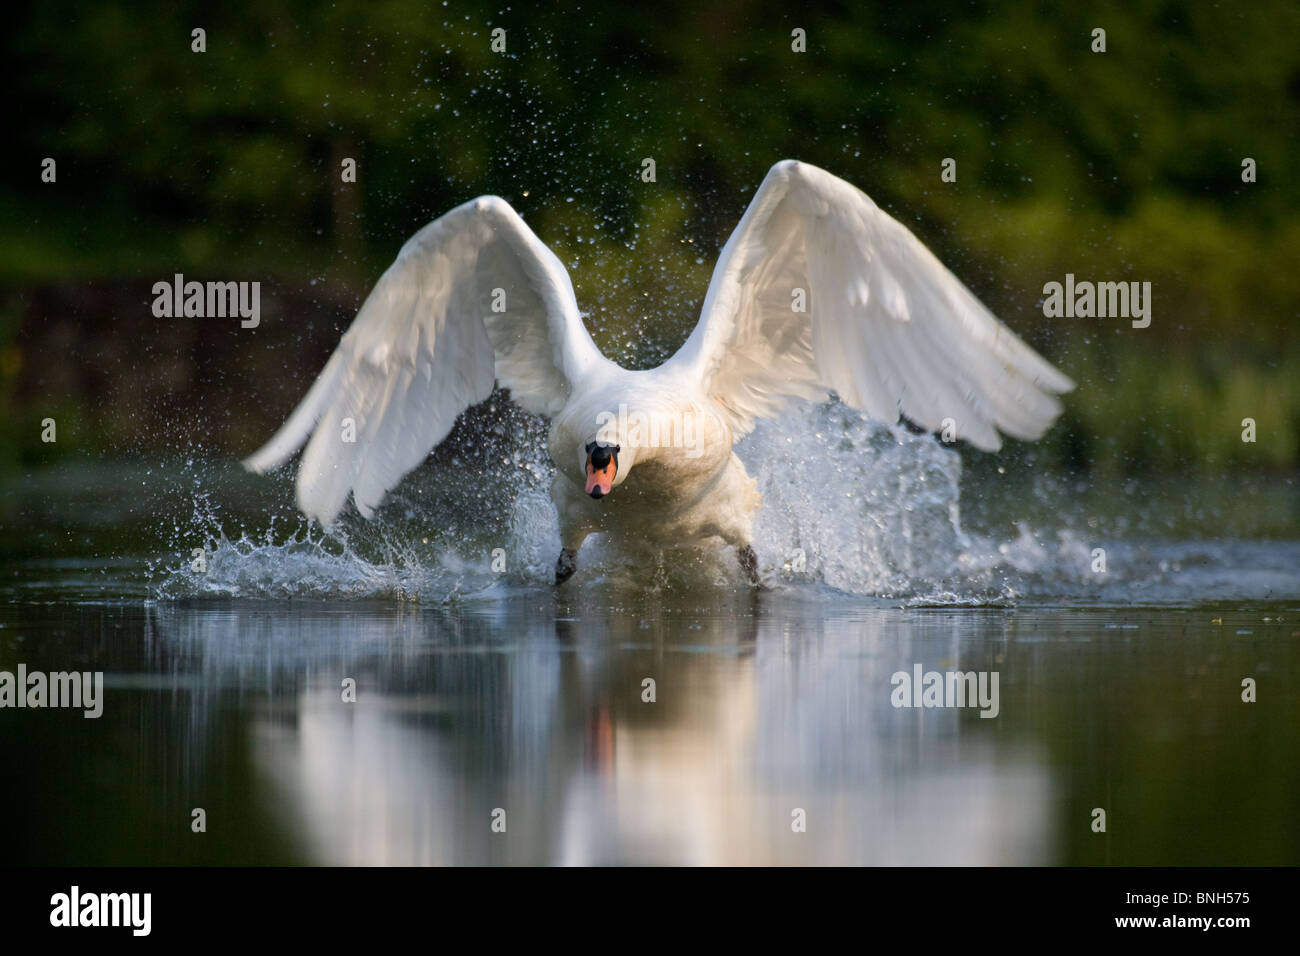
{"left": 243, "top": 160, "right": 1074, "bottom": 585}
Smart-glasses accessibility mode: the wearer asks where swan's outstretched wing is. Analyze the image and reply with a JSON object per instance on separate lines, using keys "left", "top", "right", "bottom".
{"left": 668, "top": 160, "right": 1074, "bottom": 448}
{"left": 243, "top": 196, "right": 606, "bottom": 524}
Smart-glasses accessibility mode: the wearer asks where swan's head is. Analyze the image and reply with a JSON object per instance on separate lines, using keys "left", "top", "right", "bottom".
{"left": 583, "top": 441, "right": 621, "bottom": 499}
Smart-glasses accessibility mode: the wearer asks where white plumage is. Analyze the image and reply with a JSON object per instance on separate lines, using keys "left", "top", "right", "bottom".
{"left": 245, "top": 160, "right": 1073, "bottom": 582}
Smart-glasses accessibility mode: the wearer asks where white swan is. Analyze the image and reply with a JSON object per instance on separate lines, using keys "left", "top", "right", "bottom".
{"left": 244, "top": 160, "right": 1074, "bottom": 584}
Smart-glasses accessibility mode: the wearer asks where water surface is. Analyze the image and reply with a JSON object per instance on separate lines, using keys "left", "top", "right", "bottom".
{"left": 3, "top": 429, "right": 1298, "bottom": 866}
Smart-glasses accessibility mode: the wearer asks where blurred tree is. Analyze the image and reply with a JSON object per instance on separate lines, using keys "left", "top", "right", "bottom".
{"left": 3, "top": 0, "right": 1298, "bottom": 473}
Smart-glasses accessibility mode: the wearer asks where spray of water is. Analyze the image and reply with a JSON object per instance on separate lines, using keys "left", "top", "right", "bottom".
{"left": 152, "top": 399, "right": 1293, "bottom": 605}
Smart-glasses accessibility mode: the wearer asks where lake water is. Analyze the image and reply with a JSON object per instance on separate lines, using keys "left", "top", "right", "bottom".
{"left": 3, "top": 416, "right": 1298, "bottom": 865}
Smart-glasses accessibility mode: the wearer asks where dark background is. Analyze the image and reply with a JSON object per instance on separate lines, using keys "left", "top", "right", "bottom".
{"left": 4, "top": 0, "right": 1298, "bottom": 480}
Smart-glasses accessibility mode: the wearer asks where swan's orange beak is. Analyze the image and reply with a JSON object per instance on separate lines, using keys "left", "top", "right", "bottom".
{"left": 584, "top": 442, "right": 619, "bottom": 499}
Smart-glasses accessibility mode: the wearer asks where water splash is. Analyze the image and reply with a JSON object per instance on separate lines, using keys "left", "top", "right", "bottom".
{"left": 150, "top": 400, "right": 1299, "bottom": 605}
{"left": 742, "top": 403, "right": 972, "bottom": 597}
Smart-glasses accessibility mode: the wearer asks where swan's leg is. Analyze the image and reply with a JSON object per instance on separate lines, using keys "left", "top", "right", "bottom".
{"left": 552, "top": 475, "right": 597, "bottom": 586}
{"left": 737, "top": 543, "right": 760, "bottom": 584}
{"left": 555, "top": 548, "right": 578, "bottom": 585}
{"left": 709, "top": 453, "right": 763, "bottom": 586}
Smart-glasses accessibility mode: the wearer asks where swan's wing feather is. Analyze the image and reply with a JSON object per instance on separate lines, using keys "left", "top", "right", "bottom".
{"left": 243, "top": 195, "right": 604, "bottom": 524}
{"left": 670, "top": 160, "right": 1074, "bottom": 447}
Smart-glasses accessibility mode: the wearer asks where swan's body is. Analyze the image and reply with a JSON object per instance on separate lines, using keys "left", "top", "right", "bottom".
{"left": 244, "top": 160, "right": 1073, "bottom": 583}
{"left": 547, "top": 368, "right": 756, "bottom": 560}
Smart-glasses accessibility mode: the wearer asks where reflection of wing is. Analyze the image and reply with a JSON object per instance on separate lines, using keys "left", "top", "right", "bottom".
{"left": 243, "top": 196, "right": 609, "bottom": 524}
{"left": 669, "top": 160, "right": 1074, "bottom": 446}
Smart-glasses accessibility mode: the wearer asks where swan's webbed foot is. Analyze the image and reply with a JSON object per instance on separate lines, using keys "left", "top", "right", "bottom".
{"left": 737, "top": 544, "right": 760, "bottom": 586}
{"left": 555, "top": 548, "right": 578, "bottom": 585}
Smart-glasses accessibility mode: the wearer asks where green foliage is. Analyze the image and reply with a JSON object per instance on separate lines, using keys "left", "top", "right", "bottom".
{"left": 3, "top": 0, "right": 1298, "bottom": 473}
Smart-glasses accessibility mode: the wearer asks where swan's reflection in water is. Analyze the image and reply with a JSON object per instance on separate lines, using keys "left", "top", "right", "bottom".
{"left": 152, "top": 592, "right": 1051, "bottom": 865}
